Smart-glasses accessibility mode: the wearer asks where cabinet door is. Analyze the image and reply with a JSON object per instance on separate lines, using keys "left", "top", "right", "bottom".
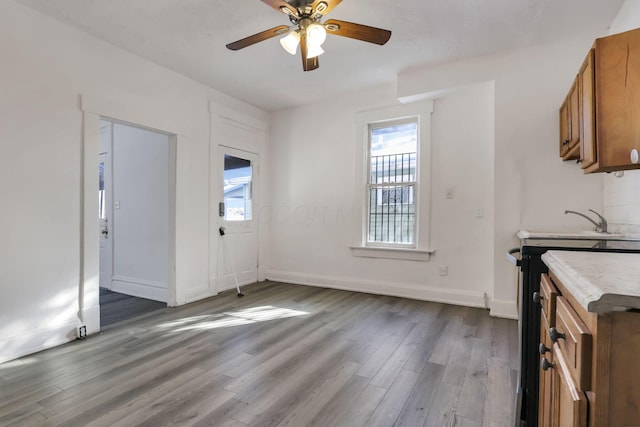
{"left": 539, "top": 314, "right": 553, "bottom": 427}
{"left": 594, "top": 28, "right": 640, "bottom": 170}
{"left": 551, "top": 344, "right": 588, "bottom": 427}
{"left": 568, "top": 78, "right": 580, "bottom": 149}
{"left": 559, "top": 99, "right": 570, "bottom": 157}
{"left": 580, "top": 49, "right": 596, "bottom": 169}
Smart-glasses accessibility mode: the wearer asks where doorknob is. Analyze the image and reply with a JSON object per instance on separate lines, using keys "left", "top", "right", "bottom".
{"left": 101, "top": 219, "right": 109, "bottom": 237}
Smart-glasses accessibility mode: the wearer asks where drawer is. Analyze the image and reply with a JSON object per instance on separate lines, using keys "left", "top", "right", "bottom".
{"left": 539, "top": 274, "right": 558, "bottom": 326}
{"left": 551, "top": 297, "right": 592, "bottom": 390}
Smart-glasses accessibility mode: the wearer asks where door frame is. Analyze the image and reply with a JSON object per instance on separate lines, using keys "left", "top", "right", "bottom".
{"left": 209, "top": 101, "right": 267, "bottom": 295}
{"left": 80, "top": 94, "right": 183, "bottom": 334}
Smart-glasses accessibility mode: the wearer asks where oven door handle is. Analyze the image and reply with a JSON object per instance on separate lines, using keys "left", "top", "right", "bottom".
{"left": 506, "top": 247, "right": 521, "bottom": 266}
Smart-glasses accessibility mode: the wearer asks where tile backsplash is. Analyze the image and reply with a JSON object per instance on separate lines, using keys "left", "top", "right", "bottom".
{"left": 604, "top": 169, "right": 640, "bottom": 233}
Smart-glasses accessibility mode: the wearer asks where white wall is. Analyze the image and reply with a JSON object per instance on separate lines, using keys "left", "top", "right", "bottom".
{"left": 267, "top": 81, "right": 496, "bottom": 310}
{"left": 0, "top": 0, "right": 267, "bottom": 363}
{"left": 603, "top": 0, "right": 640, "bottom": 231}
{"left": 111, "top": 122, "right": 170, "bottom": 302}
{"left": 398, "top": 34, "right": 607, "bottom": 317}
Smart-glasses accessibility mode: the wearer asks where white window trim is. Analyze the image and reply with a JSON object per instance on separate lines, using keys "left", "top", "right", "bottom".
{"left": 351, "top": 100, "right": 435, "bottom": 261}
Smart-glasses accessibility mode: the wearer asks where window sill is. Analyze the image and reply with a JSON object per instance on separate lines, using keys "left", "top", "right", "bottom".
{"left": 350, "top": 246, "right": 434, "bottom": 261}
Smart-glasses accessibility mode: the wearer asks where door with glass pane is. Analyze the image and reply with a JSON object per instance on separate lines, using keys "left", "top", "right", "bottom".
{"left": 217, "top": 146, "right": 259, "bottom": 292}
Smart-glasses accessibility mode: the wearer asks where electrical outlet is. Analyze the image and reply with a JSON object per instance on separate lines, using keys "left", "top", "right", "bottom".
{"left": 77, "top": 325, "right": 87, "bottom": 339}
{"left": 439, "top": 265, "right": 448, "bottom": 276}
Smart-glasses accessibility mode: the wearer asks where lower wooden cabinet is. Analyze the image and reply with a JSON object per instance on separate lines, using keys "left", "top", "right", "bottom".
{"left": 538, "top": 273, "right": 640, "bottom": 426}
{"left": 551, "top": 343, "right": 588, "bottom": 427}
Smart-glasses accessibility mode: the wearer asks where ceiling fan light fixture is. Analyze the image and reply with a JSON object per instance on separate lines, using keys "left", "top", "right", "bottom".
{"left": 306, "top": 44, "right": 324, "bottom": 59}
{"left": 280, "top": 30, "right": 300, "bottom": 55}
{"left": 306, "top": 23, "right": 327, "bottom": 46}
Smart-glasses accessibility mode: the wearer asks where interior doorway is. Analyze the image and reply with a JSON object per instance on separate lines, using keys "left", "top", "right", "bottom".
{"left": 98, "top": 118, "right": 174, "bottom": 327}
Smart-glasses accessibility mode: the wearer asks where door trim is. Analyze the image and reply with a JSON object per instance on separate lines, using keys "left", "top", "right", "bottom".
{"left": 208, "top": 102, "right": 267, "bottom": 295}
{"left": 81, "top": 94, "right": 180, "bottom": 334}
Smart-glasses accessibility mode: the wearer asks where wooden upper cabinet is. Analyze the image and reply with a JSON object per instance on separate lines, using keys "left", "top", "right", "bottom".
{"left": 559, "top": 76, "right": 580, "bottom": 160}
{"left": 581, "top": 27, "right": 640, "bottom": 172}
{"left": 559, "top": 99, "right": 570, "bottom": 157}
{"left": 579, "top": 49, "right": 596, "bottom": 169}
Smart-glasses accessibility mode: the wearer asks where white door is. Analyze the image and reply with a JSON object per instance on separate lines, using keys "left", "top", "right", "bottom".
{"left": 98, "top": 150, "right": 113, "bottom": 290}
{"left": 217, "top": 146, "right": 259, "bottom": 292}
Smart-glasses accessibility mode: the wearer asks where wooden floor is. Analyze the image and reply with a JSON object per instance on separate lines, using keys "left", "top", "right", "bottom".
{"left": 0, "top": 281, "right": 518, "bottom": 427}
{"left": 100, "top": 288, "right": 166, "bottom": 328}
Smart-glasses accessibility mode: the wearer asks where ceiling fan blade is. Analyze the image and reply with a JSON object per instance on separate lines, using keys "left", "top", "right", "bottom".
{"left": 226, "top": 25, "right": 290, "bottom": 50}
{"left": 300, "top": 34, "right": 319, "bottom": 71}
{"left": 311, "top": 0, "right": 342, "bottom": 15}
{"left": 324, "top": 19, "right": 391, "bottom": 45}
{"left": 260, "top": 0, "right": 298, "bottom": 17}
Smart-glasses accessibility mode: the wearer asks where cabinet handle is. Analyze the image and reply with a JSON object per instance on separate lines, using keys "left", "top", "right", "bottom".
{"left": 541, "top": 358, "right": 555, "bottom": 371}
{"left": 631, "top": 148, "right": 639, "bottom": 164}
{"left": 539, "top": 343, "right": 551, "bottom": 355}
{"left": 532, "top": 292, "right": 542, "bottom": 303}
{"left": 549, "top": 327, "right": 565, "bottom": 342}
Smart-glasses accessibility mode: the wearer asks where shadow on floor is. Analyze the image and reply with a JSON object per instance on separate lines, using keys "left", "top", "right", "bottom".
{"left": 100, "top": 287, "right": 166, "bottom": 327}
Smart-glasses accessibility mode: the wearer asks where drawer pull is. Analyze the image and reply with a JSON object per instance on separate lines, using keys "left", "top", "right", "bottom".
{"left": 539, "top": 343, "right": 551, "bottom": 355}
{"left": 541, "top": 358, "right": 555, "bottom": 371}
{"left": 549, "top": 327, "right": 565, "bottom": 342}
{"left": 533, "top": 292, "right": 542, "bottom": 303}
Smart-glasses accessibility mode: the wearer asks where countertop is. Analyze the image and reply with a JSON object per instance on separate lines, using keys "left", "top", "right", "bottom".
{"left": 516, "top": 230, "right": 632, "bottom": 240}
{"left": 541, "top": 250, "right": 640, "bottom": 314}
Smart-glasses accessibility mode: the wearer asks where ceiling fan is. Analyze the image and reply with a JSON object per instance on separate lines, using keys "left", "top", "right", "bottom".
{"left": 226, "top": 0, "right": 392, "bottom": 71}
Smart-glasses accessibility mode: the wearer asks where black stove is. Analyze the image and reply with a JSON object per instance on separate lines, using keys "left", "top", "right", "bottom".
{"left": 507, "top": 238, "right": 640, "bottom": 427}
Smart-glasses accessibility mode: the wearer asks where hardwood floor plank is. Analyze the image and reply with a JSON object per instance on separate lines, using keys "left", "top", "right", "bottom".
{"left": 4, "top": 412, "right": 49, "bottom": 427}
{"left": 393, "top": 362, "right": 444, "bottom": 427}
{"left": 365, "top": 369, "right": 420, "bottom": 427}
{"left": 455, "top": 337, "right": 491, "bottom": 423}
{"left": 423, "top": 382, "right": 461, "bottom": 426}
{"left": 333, "top": 383, "right": 386, "bottom": 427}
{"left": 0, "top": 282, "right": 517, "bottom": 427}
{"left": 306, "top": 374, "right": 371, "bottom": 427}
{"left": 275, "top": 361, "right": 361, "bottom": 427}
{"left": 482, "top": 357, "right": 515, "bottom": 427}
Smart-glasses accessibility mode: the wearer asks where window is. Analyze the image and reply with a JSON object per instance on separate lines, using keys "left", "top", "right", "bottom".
{"left": 368, "top": 120, "right": 417, "bottom": 246}
{"left": 223, "top": 154, "right": 252, "bottom": 221}
{"left": 351, "top": 100, "right": 434, "bottom": 261}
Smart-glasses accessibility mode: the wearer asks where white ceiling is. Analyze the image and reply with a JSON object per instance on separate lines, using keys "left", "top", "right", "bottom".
{"left": 15, "top": 0, "right": 624, "bottom": 111}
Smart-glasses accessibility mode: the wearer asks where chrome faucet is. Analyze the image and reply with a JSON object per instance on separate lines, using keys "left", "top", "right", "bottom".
{"left": 564, "top": 209, "right": 608, "bottom": 233}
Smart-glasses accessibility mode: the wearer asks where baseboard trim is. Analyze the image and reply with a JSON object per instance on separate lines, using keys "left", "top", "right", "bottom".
{"left": 82, "top": 303, "right": 101, "bottom": 335}
{"left": 0, "top": 321, "right": 77, "bottom": 364}
{"left": 490, "top": 299, "right": 518, "bottom": 320}
{"left": 176, "top": 284, "right": 212, "bottom": 306}
{"left": 266, "top": 269, "right": 489, "bottom": 310}
{"left": 111, "top": 278, "right": 167, "bottom": 302}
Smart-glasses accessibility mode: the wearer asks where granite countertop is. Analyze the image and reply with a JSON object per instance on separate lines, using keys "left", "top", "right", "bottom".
{"left": 541, "top": 251, "right": 640, "bottom": 314}
{"left": 517, "top": 230, "right": 631, "bottom": 240}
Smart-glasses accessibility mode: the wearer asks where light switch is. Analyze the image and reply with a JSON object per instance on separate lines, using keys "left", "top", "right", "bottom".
{"left": 114, "top": 200, "right": 121, "bottom": 209}
{"left": 476, "top": 208, "right": 483, "bottom": 218}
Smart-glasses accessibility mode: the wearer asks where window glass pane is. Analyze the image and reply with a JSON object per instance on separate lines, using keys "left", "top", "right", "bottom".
{"left": 368, "top": 184, "right": 415, "bottom": 244}
{"left": 224, "top": 155, "right": 252, "bottom": 221}
{"left": 369, "top": 122, "right": 417, "bottom": 183}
